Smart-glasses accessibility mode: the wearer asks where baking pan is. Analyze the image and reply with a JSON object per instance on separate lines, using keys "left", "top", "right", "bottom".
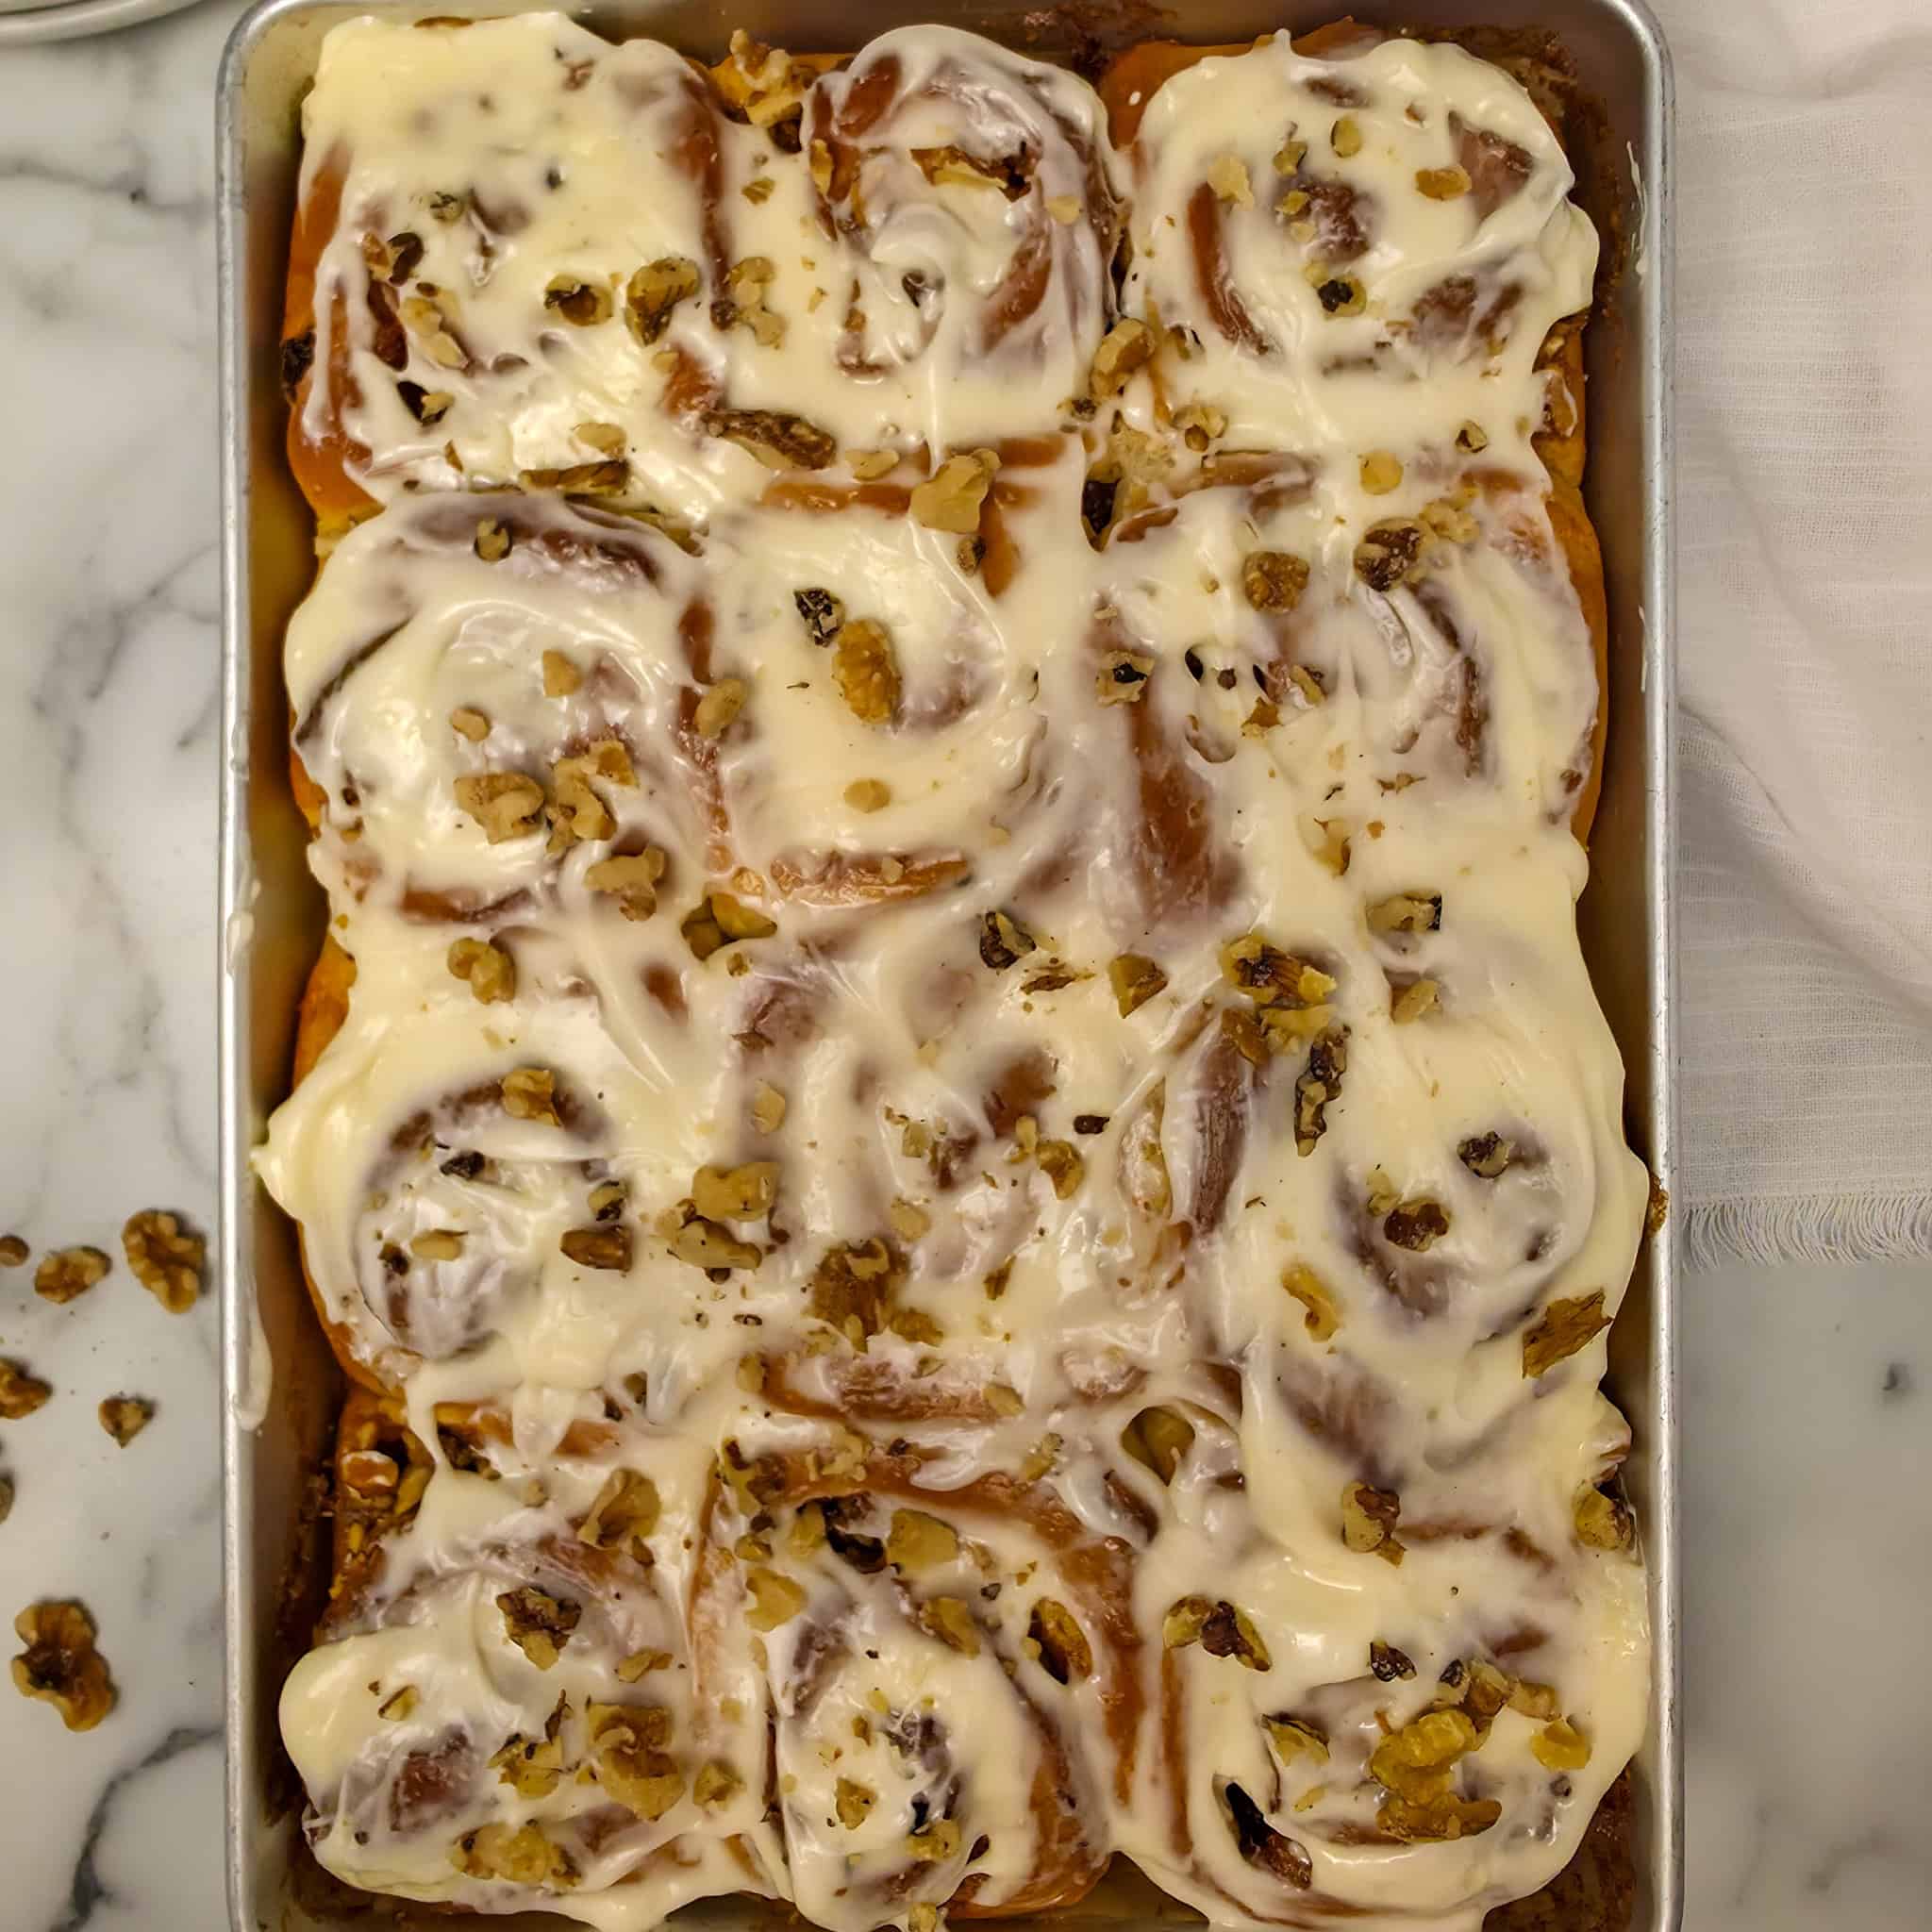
{"left": 216, "top": 3, "right": 1676, "bottom": 1926}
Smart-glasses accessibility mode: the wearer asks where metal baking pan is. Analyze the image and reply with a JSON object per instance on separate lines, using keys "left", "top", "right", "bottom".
{"left": 217, "top": 3, "right": 1676, "bottom": 1926}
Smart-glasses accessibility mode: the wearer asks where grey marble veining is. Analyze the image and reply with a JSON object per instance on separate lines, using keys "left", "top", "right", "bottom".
{"left": 0, "top": 4, "right": 1925, "bottom": 1927}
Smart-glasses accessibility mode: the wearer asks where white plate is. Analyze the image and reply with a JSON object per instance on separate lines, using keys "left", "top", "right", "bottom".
{"left": 0, "top": 0, "right": 202, "bottom": 43}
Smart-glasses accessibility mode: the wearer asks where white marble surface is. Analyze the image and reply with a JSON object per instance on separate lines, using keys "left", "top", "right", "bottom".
{"left": 0, "top": 5, "right": 1925, "bottom": 1929}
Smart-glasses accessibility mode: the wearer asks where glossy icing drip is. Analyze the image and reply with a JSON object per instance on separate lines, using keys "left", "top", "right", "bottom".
{"left": 263, "top": 19, "right": 1646, "bottom": 1931}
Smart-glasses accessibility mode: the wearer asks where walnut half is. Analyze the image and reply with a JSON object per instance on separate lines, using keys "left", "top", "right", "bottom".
{"left": 122, "top": 1210, "right": 203, "bottom": 1314}
{"left": 12, "top": 1602, "right": 114, "bottom": 1731}
{"left": 33, "top": 1247, "right": 108, "bottom": 1305}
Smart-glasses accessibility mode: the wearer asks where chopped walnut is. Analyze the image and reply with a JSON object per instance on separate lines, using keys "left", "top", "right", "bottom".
{"left": 1458, "top": 1131, "right": 1516, "bottom": 1178}
{"left": 693, "top": 675, "right": 748, "bottom": 739}
{"left": 1359, "top": 450, "right": 1404, "bottom": 495}
{"left": 1369, "top": 1640, "right": 1416, "bottom": 1682}
{"left": 1384, "top": 1197, "right": 1450, "bottom": 1252}
{"left": 1341, "top": 1480, "right": 1405, "bottom": 1565}
{"left": 1294, "top": 1028, "right": 1348, "bottom": 1156}
{"left": 751, "top": 1082, "right": 787, "bottom": 1133}
{"left": 0, "top": 1478, "right": 12, "bottom": 1523}
{"left": 541, "top": 648, "right": 583, "bottom": 697}
{"left": 97, "top": 1397, "right": 153, "bottom": 1447}
{"left": 1421, "top": 496, "right": 1479, "bottom": 543}
{"left": 1305, "top": 816, "right": 1351, "bottom": 874}
{"left": 490, "top": 1699, "right": 565, "bottom": 1797}
{"left": 544, "top": 274, "right": 613, "bottom": 325}
{"left": 1208, "top": 153, "right": 1254, "bottom": 208}
{"left": 835, "top": 1775, "right": 876, "bottom": 1828}
{"left": 1530, "top": 1718, "right": 1591, "bottom": 1772}
{"left": 1456, "top": 420, "right": 1490, "bottom": 453}
{"left": 693, "top": 1759, "right": 742, "bottom": 1809}
{"left": 910, "top": 449, "right": 1000, "bottom": 535}
{"left": 0, "top": 1236, "right": 25, "bottom": 1268}
{"left": 576, "top": 1468, "right": 660, "bottom": 1555}
{"left": 1222, "top": 935, "right": 1335, "bottom": 1010}
{"left": 1174, "top": 401, "right": 1227, "bottom": 451}
{"left": 400, "top": 291, "right": 466, "bottom": 369}
{"left": 1241, "top": 549, "right": 1310, "bottom": 612}
{"left": 585, "top": 849, "right": 667, "bottom": 921}
{"left": 548, "top": 746, "right": 625, "bottom": 845}
{"left": 908, "top": 1818, "right": 965, "bottom": 1863}
{"left": 744, "top": 1566, "right": 807, "bottom": 1630}
{"left": 691, "top": 1161, "right": 779, "bottom": 1222}
{"left": 681, "top": 891, "right": 776, "bottom": 961}
{"left": 450, "top": 705, "right": 491, "bottom": 741}
{"left": 1035, "top": 1140, "right": 1084, "bottom": 1200}
{"left": 1523, "top": 1291, "right": 1610, "bottom": 1376}
{"left": 500, "top": 1067, "right": 561, "bottom": 1125}
{"left": 886, "top": 1509, "right": 958, "bottom": 1574}
{"left": 560, "top": 1225, "right": 633, "bottom": 1271}
{"left": 917, "top": 1596, "right": 981, "bottom": 1657}
{"left": 11, "top": 1602, "right": 114, "bottom": 1731}
{"left": 616, "top": 1648, "right": 673, "bottom": 1682}
{"left": 722, "top": 28, "right": 811, "bottom": 131}
{"left": 447, "top": 936, "right": 515, "bottom": 1005}
{"left": 1263, "top": 1715, "right": 1329, "bottom": 1767}
{"left": 1120, "top": 1405, "right": 1194, "bottom": 1483}
{"left": 1096, "top": 650, "right": 1155, "bottom": 705}
{"left": 1416, "top": 163, "right": 1473, "bottom": 199}
{"left": 1574, "top": 1481, "right": 1635, "bottom": 1551}
{"left": 452, "top": 1821, "right": 577, "bottom": 1887}
{"left": 0, "top": 1362, "right": 49, "bottom": 1422}
{"left": 832, "top": 618, "right": 901, "bottom": 724}
{"left": 1367, "top": 891, "right": 1441, "bottom": 935}
{"left": 808, "top": 1236, "right": 905, "bottom": 1341}
{"left": 847, "top": 448, "right": 899, "bottom": 481}
{"left": 1090, "top": 318, "right": 1156, "bottom": 401}
{"left": 455, "top": 771, "right": 544, "bottom": 842}
{"left": 978, "top": 908, "right": 1038, "bottom": 972}
{"left": 716, "top": 256, "right": 785, "bottom": 346}
{"left": 704, "top": 406, "right": 836, "bottom": 471}
{"left": 623, "top": 256, "right": 702, "bottom": 345}
{"left": 1509, "top": 1678, "right": 1562, "bottom": 1723}
{"left": 1354, "top": 519, "right": 1426, "bottom": 591}
{"left": 1370, "top": 1707, "right": 1501, "bottom": 1843}
{"left": 122, "top": 1211, "right": 203, "bottom": 1314}
{"left": 1330, "top": 116, "right": 1363, "bottom": 158}
{"left": 575, "top": 420, "right": 625, "bottom": 457}
{"left": 1390, "top": 977, "right": 1440, "bottom": 1024}
{"left": 33, "top": 1247, "right": 108, "bottom": 1305}
{"left": 1026, "top": 1598, "right": 1092, "bottom": 1683}
{"left": 1309, "top": 266, "right": 1367, "bottom": 316}
{"left": 1281, "top": 1262, "right": 1341, "bottom": 1340}
{"left": 1108, "top": 953, "right": 1169, "bottom": 1016}
{"left": 793, "top": 586, "right": 845, "bottom": 647}
{"left": 658, "top": 1201, "right": 763, "bottom": 1274}
{"left": 496, "top": 1586, "right": 579, "bottom": 1668}
{"left": 844, "top": 777, "right": 891, "bottom": 812}
{"left": 1163, "top": 1596, "right": 1273, "bottom": 1671}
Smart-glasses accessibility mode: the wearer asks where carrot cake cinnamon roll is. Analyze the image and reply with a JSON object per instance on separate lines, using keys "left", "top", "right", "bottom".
{"left": 261, "top": 16, "right": 1649, "bottom": 1930}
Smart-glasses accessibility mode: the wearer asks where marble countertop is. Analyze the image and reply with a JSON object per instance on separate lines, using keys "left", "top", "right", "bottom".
{"left": 0, "top": 4, "right": 1924, "bottom": 1928}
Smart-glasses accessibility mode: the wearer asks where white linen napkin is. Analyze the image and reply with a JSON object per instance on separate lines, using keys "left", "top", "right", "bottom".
{"left": 1650, "top": 0, "right": 1932, "bottom": 1265}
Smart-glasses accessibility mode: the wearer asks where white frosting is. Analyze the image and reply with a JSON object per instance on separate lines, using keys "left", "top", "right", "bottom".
{"left": 262, "top": 19, "right": 1647, "bottom": 1932}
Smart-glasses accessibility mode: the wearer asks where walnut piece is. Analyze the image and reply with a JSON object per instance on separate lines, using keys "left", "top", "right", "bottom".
{"left": 1096, "top": 649, "right": 1155, "bottom": 705}
{"left": 844, "top": 777, "right": 891, "bottom": 812}
{"left": 1027, "top": 1598, "right": 1092, "bottom": 1683}
{"left": 1090, "top": 318, "right": 1155, "bottom": 400}
{"left": 1034, "top": 1139, "right": 1084, "bottom": 1200}
{"left": 122, "top": 1211, "right": 203, "bottom": 1314}
{"left": 910, "top": 449, "right": 999, "bottom": 534}
{"left": 447, "top": 936, "right": 515, "bottom": 1004}
{"left": 807, "top": 1236, "right": 905, "bottom": 1341}
{"left": 449, "top": 705, "right": 490, "bottom": 741}
{"left": 691, "top": 1161, "right": 779, "bottom": 1222}
{"left": 1223, "top": 1781, "right": 1312, "bottom": 1888}
{"left": 793, "top": 586, "right": 845, "bottom": 646}
{"left": 1530, "top": 1718, "right": 1591, "bottom": 1772}
{"left": 585, "top": 848, "right": 666, "bottom": 921}
{"left": 11, "top": 1602, "right": 114, "bottom": 1731}
{"left": 744, "top": 1566, "right": 807, "bottom": 1630}
{"left": 451, "top": 1821, "right": 577, "bottom": 1888}
{"left": 1354, "top": 519, "right": 1426, "bottom": 591}
{"left": 1523, "top": 1291, "right": 1610, "bottom": 1376}
{"left": 1108, "top": 953, "right": 1169, "bottom": 1016}
{"left": 1367, "top": 891, "right": 1442, "bottom": 936}
{"left": 886, "top": 1508, "right": 958, "bottom": 1574}
{"left": 1383, "top": 1196, "right": 1450, "bottom": 1252}
{"left": 693, "top": 676, "right": 748, "bottom": 740}
{"left": 1162, "top": 1596, "right": 1273, "bottom": 1670}
{"left": 560, "top": 1225, "right": 633, "bottom": 1272}
{"left": 835, "top": 1776, "right": 876, "bottom": 1828}
{"left": 917, "top": 1596, "right": 980, "bottom": 1656}
{"left": 1391, "top": 976, "right": 1440, "bottom": 1024}
{"left": 693, "top": 1759, "right": 742, "bottom": 1809}
{"left": 1416, "top": 163, "right": 1473, "bottom": 199}
{"left": 1241, "top": 549, "right": 1310, "bottom": 613}
{"left": 1369, "top": 1640, "right": 1416, "bottom": 1682}
{"left": 500, "top": 1066, "right": 561, "bottom": 1125}
{"left": 455, "top": 771, "right": 544, "bottom": 843}
{"left": 490, "top": 1700, "right": 565, "bottom": 1797}
{"left": 681, "top": 891, "right": 777, "bottom": 961}
{"left": 626, "top": 256, "right": 701, "bottom": 345}
{"left": 541, "top": 648, "right": 583, "bottom": 697}
{"left": 1574, "top": 1481, "right": 1635, "bottom": 1551}
{"left": 576, "top": 1468, "right": 660, "bottom": 1554}
{"left": 1294, "top": 1027, "right": 1348, "bottom": 1156}
{"left": 704, "top": 406, "right": 836, "bottom": 471}
{"left": 1263, "top": 1715, "right": 1329, "bottom": 1767}
{"left": 658, "top": 1201, "right": 763, "bottom": 1274}
{"left": 97, "top": 1397, "right": 153, "bottom": 1447}
{"left": 1341, "top": 1480, "right": 1405, "bottom": 1565}
{"left": 979, "top": 908, "right": 1038, "bottom": 971}
{"left": 0, "top": 1362, "right": 50, "bottom": 1422}
{"left": 1359, "top": 450, "right": 1404, "bottom": 495}
{"left": 33, "top": 1247, "right": 108, "bottom": 1305}
{"left": 1369, "top": 1707, "right": 1501, "bottom": 1843}
{"left": 544, "top": 274, "right": 613, "bottom": 325}
{"left": 832, "top": 617, "right": 901, "bottom": 724}
{"left": 0, "top": 1236, "right": 25, "bottom": 1268}
{"left": 1281, "top": 1262, "right": 1341, "bottom": 1340}
{"left": 496, "top": 1586, "right": 580, "bottom": 1668}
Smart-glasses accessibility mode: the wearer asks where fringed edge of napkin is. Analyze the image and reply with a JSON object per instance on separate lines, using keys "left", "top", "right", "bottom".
{"left": 1687, "top": 1191, "right": 1932, "bottom": 1272}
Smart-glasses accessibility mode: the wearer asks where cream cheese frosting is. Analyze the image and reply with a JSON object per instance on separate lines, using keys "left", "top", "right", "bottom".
{"left": 261, "top": 18, "right": 1647, "bottom": 1931}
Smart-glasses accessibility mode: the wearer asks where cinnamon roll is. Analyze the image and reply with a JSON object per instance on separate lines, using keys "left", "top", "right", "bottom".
{"left": 261, "top": 18, "right": 1650, "bottom": 1931}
